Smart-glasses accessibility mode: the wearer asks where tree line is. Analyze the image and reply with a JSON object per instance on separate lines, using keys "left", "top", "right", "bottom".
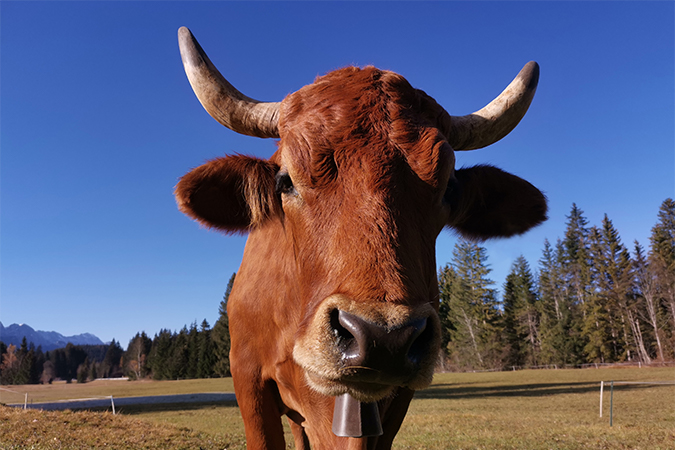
{"left": 0, "top": 338, "right": 124, "bottom": 385}
{"left": 2, "top": 200, "right": 672, "bottom": 384}
{"left": 439, "top": 199, "right": 674, "bottom": 371}
{"left": 0, "top": 274, "right": 235, "bottom": 385}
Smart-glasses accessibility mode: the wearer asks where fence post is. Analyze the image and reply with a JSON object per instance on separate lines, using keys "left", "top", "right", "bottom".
{"left": 609, "top": 380, "right": 614, "bottom": 427}
{"left": 24, "top": 393, "right": 27, "bottom": 410}
{"left": 110, "top": 395, "right": 116, "bottom": 415}
{"left": 599, "top": 381, "right": 604, "bottom": 418}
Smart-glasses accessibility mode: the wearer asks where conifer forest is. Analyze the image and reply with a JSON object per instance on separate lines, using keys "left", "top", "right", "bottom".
{"left": 1, "top": 200, "right": 673, "bottom": 384}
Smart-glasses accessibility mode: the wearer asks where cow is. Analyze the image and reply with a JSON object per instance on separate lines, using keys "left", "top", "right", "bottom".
{"left": 174, "top": 27, "right": 547, "bottom": 450}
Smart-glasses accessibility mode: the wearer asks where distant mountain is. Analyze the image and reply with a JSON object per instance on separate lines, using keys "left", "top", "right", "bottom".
{"left": 0, "top": 322, "right": 105, "bottom": 351}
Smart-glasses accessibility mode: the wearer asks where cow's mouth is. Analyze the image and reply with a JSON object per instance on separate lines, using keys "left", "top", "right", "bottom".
{"left": 305, "top": 370, "right": 396, "bottom": 402}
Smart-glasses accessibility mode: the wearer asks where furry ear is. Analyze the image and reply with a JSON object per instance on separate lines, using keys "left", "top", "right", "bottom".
{"left": 175, "top": 155, "right": 280, "bottom": 233}
{"left": 446, "top": 165, "right": 547, "bottom": 240}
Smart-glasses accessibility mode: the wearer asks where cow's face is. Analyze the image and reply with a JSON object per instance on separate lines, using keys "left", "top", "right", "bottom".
{"left": 174, "top": 28, "right": 547, "bottom": 402}
{"left": 274, "top": 68, "right": 462, "bottom": 401}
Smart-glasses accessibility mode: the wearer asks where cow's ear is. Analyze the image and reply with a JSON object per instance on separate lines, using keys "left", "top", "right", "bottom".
{"left": 445, "top": 165, "right": 547, "bottom": 240}
{"left": 175, "top": 155, "right": 280, "bottom": 233}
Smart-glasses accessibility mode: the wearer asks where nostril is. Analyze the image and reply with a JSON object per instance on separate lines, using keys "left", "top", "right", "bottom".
{"left": 407, "top": 317, "right": 432, "bottom": 365}
{"left": 330, "top": 310, "right": 358, "bottom": 359}
{"left": 336, "top": 310, "right": 373, "bottom": 364}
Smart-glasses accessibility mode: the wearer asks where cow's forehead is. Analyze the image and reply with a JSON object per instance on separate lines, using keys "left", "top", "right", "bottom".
{"left": 275, "top": 66, "right": 454, "bottom": 189}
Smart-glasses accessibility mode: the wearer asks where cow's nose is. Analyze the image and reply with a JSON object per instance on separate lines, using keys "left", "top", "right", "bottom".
{"left": 331, "top": 310, "right": 429, "bottom": 374}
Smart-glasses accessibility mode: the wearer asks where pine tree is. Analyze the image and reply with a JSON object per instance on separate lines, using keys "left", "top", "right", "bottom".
{"left": 170, "top": 327, "right": 190, "bottom": 380}
{"left": 63, "top": 343, "right": 88, "bottom": 382}
{"left": 30, "top": 345, "right": 45, "bottom": 385}
{"left": 438, "top": 264, "right": 460, "bottom": 356}
{"left": 213, "top": 273, "right": 235, "bottom": 377}
{"left": 560, "top": 205, "right": 593, "bottom": 313}
{"left": 584, "top": 225, "right": 614, "bottom": 362}
{"left": 537, "top": 239, "right": 584, "bottom": 366}
{"left": 443, "top": 238, "right": 501, "bottom": 370}
{"left": 15, "top": 337, "right": 31, "bottom": 385}
{"left": 89, "top": 359, "right": 98, "bottom": 381}
{"left": 649, "top": 198, "right": 675, "bottom": 356}
{"left": 186, "top": 322, "right": 199, "bottom": 379}
{"left": 148, "top": 329, "right": 174, "bottom": 380}
{"left": 556, "top": 205, "right": 595, "bottom": 363}
{"left": 502, "top": 256, "right": 541, "bottom": 367}
{"left": 197, "top": 319, "right": 215, "bottom": 378}
{"left": 101, "top": 340, "right": 123, "bottom": 378}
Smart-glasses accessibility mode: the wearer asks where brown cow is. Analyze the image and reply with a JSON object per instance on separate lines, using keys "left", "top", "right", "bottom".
{"left": 175, "top": 27, "right": 547, "bottom": 450}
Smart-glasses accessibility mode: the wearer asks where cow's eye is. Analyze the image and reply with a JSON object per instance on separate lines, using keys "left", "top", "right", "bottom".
{"left": 275, "top": 171, "right": 296, "bottom": 196}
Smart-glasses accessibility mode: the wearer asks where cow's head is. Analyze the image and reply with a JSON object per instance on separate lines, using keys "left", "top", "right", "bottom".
{"left": 175, "top": 28, "right": 546, "bottom": 403}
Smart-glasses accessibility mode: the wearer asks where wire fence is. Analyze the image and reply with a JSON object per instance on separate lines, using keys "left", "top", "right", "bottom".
{"left": 0, "top": 386, "right": 29, "bottom": 409}
{"left": 1, "top": 386, "right": 117, "bottom": 414}
{"left": 599, "top": 380, "right": 675, "bottom": 426}
{"left": 436, "top": 359, "right": 675, "bottom": 373}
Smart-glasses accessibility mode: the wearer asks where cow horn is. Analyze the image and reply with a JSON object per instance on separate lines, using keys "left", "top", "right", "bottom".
{"left": 441, "top": 61, "right": 540, "bottom": 151}
{"left": 178, "top": 27, "right": 280, "bottom": 139}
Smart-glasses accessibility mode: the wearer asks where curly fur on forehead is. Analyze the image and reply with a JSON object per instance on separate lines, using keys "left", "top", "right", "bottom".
{"left": 278, "top": 66, "right": 449, "bottom": 189}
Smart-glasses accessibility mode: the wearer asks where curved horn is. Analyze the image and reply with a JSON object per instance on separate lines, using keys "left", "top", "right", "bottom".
{"left": 178, "top": 27, "right": 280, "bottom": 139}
{"left": 439, "top": 61, "right": 539, "bottom": 151}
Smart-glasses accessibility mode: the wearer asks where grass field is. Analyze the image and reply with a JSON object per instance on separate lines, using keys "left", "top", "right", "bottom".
{"left": 0, "top": 377, "right": 235, "bottom": 405}
{"left": 1, "top": 367, "right": 673, "bottom": 449}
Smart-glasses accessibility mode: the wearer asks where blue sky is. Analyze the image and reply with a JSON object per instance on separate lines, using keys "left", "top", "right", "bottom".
{"left": 1, "top": 2, "right": 673, "bottom": 347}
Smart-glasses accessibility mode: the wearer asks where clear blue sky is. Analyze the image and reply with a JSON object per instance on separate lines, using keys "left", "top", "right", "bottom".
{"left": 1, "top": 2, "right": 673, "bottom": 347}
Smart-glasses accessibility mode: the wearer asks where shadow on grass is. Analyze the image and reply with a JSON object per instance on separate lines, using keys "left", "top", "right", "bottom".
{"left": 118, "top": 400, "right": 240, "bottom": 415}
{"left": 416, "top": 381, "right": 671, "bottom": 400}
{"left": 63, "top": 401, "right": 240, "bottom": 416}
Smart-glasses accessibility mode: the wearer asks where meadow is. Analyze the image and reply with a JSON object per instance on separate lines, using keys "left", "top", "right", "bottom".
{"left": 0, "top": 367, "right": 673, "bottom": 449}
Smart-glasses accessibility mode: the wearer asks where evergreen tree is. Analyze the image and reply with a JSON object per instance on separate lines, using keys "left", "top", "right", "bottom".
{"left": 170, "top": 327, "right": 190, "bottom": 379}
{"left": 148, "top": 329, "right": 174, "bottom": 380}
{"left": 584, "top": 226, "right": 618, "bottom": 363}
{"left": 537, "top": 239, "right": 584, "bottom": 366}
{"left": 502, "top": 256, "right": 541, "bottom": 367}
{"left": 197, "top": 319, "right": 215, "bottom": 378}
{"left": 101, "top": 340, "right": 123, "bottom": 378}
{"left": 443, "top": 238, "right": 501, "bottom": 370}
{"left": 89, "top": 359, "right": 98, "bottom": 381}
{"left": 213, "top": 273, "right": 235, "bottom": 377}
{"left": 649, "top": 198, "right": 675, "bottom": 355}
{"left": 589, "top": 216, "right": 650, "bottom": 363}
{"left": 52, "top": 348, "right": 66, "bottom": 380}
{"left": 438, "top": 264, "right": 460, "bottom": 356}
{"left": 63, "top": 343, "right": 88, "bottom": 382}
{"left": 186, "top": 322, "right": 199, "bottom": 379}
{"left": 30, "top": 346, "right": 45, "bottom": 385}
{"left": 15, "top": 337, "right": 31, "bottom": 385}
{"left": 560, "top": 205, "right": 593, "bottom": 315}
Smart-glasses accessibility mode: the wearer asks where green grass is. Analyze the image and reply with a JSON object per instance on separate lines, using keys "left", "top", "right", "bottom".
{"left": 1, "top": 367, "right": 673, "bottom": 449}
{"left": 397, "top": 368, "right": 675, "bottom": 449}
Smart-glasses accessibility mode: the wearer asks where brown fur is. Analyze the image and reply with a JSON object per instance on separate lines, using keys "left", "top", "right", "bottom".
{"left": 176, "top": 66, "right": 547, "bottom": 450}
